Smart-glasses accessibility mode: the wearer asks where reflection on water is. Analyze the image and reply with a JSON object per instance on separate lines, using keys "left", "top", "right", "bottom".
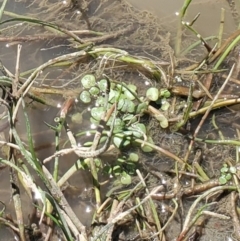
{"left": 0, "top": 1, "right": 97, "bottom": 238}
{"left": 128, "top": 0, "right": 236, "bottom": 36}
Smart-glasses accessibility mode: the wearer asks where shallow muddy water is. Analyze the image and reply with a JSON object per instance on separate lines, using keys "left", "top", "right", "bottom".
{"left": 0, "top": 0, "right": 240, "bottom": 240}
{"left": 129, "top": 0, "right": 237, "bottom": 36}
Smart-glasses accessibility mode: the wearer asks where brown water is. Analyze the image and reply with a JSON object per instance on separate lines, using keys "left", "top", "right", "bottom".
{"left": 0, "top": 0, "right": 239, "bottom": 240}
{"left": 128, "top": 0, "right": 237, "bottom": 36}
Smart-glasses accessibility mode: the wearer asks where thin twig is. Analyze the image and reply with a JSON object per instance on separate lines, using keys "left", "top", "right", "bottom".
{"left": 13, "top": 44, "right": 22, "bottom": 97}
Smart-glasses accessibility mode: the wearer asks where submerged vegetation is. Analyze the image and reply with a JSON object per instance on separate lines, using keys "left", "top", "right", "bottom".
{"left": 1, "top": 0, "right": 240, "bottom": 240}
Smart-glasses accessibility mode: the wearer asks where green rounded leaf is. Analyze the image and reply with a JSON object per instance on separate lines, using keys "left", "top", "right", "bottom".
{"left": 123, "top": 130, "right": 133, "bottom": 136}
{"left": 95, "top": 96, "right": 106, "bottom": 106}
{"left": 94, "top": 158, "right": 102, "bottom": 168}
{"left": 154, "top": 113, "right": 168, "bottom": 128}
{"left": 229, "top": 166, "right": 236, "bottom": 174}
{"left": 128, "top": 101, "right": 136, "bottom": 113}
{"left": 221, "top": 167, "right": 228, "bottom": 173}
{"left": 81, "top": 74, "right": 96, "bottom": 89}
{"left": 120, "top": 99, "right": 135, "bottom": 113}
{"left": 128, "top": 84, "right": 137, "bottom": 92}
{"left": 98, "top": 79, "right": 108, "bottom": 91}
{"left": 160, "top": 118, "right": 168, "bottom": 128}
{"left": 141, "top": 137, "right": 154, "bottom": 152}
{"left": 159, "top": 89, "right": 171, "bottom": 98}
{"left": 109, "top": 118, "right": 124, "bottom": 132}
{"left": 91, "top": 107, "right": 105, "bottom": 121}
{"left": 120, "top": 172, "right": 132, "bottom": 185}
{"left": 107, "top": 116, "right": 125, "bottom": 127}
{"left": 113, "top": 136, "right": 130, "bottom": 148}
{"left": 111, "top": 117, "right": 123, "bottom": 126}
{"left": 161, "top": 99, "right": 170, "bottom": 111}
{"left": 136, "top": 102, "right": 148, "bottom": 114}
{"left": 113, "top": 136, "right": 123, "bottom": 148}
{"left": 134, "top": 123, "right": 146, "bottom": 134}
{"left": 122, "top": 140, "right": 131, "bottom": 147}
{"left": 117, "top": 158, "right": 127, "bottom": 164}
{"left": 99, "top": 136, "right": 107, "bottom": 144}
{"left": 129, "top": 153, "right": 139, "bottom": 162}
{"left": 109, "top": 89, "right": 118, "bottom": 103}
{"left": 120, "top": 99, "right": 128, "bottom": 112}
{"left": 124, "top": 115, "right": 137, "bottom": 124}
{"left": 113, "top": 165, "right": 122, "bottom": 176}
{"left": 89, "top": 86, "right": 100, "bottom": 96}
{"left": 123, "top": 114, "right": 135, "bottom": 121}
{"left": 124, "top": 84, "right": 137, "bottom": 100}
{"left": 141, "top": 145, "right": 153, "bottom": 152}
{"left": 117, "top": 99, "right": 125, "bottom": 110}
{"left": 219, "top": 176, "right": 227, "bottom": 185}
{"left": 132, "top": 130, "right": 143, "bottom": 138}
{"left": 128, "top": 123, "right": 146, "bottom": 138}
{"left": 79, "top": 90, "right": 91, "bottom": 103}
{"left": 146, "top": 87, "right": 159, "bottom": 101}
{"left": 225, "top": 173, "right": 232, "bottom": 181}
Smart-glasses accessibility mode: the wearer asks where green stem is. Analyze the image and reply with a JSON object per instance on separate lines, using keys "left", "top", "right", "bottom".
{"left": 214, "top": 34, "right": 240, "bottom": 69}
{"left": 195, "top": 137, "right": 240, "bottom": 146}
{"left": 0, "top": 0, "right": 7, "bottom": 22}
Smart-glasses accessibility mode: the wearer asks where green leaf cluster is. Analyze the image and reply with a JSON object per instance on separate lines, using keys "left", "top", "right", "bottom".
{"left": 79, "top": 74, "right": 108, "bottom": 104}
{"left": 103, "top": 152, "right": 139, "bottom": 185}
{"left": 219, "top": 163, "right": 236, "bottom": 184}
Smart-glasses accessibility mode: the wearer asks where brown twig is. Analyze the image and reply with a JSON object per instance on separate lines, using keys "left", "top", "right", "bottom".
{"left": 151, "top": 178, "right": 221, "bottom": 200}
{"left": 208, "top": 29, "right": 240, "bottom": 63}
